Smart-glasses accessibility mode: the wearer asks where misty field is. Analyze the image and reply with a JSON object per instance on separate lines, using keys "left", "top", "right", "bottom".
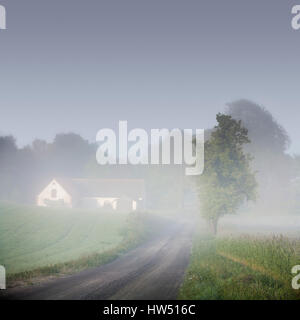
{"left": 179, "top": 233, "right": 300, "bottom": 300}
{"left": 0, "top": 203, "right": 128, "bottom": 275}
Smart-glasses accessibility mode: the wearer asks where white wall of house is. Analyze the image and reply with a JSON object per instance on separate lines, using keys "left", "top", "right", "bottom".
{"left": 132, "top": 200, "right": 137, "bottom": 210}
{"left": 92, "top": 197, "right": 136, "bottom": 211}
{"left": 95, "top": 197, "right": 118, "bottom": 210}
{"left": 37, "top": 179, "right": 72, "bottom": 207}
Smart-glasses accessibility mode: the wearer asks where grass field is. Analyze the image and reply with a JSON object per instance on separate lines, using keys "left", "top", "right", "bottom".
{"left": 0, "top": 203, "right": 130, "bottom": 276}
{"left": 179, "top": 231, "right": 300, "bottom": 300}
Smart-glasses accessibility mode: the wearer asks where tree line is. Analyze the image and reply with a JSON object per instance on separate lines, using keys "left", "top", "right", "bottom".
{"left": 0, "top": 100, "right": 299, "bottom": 220}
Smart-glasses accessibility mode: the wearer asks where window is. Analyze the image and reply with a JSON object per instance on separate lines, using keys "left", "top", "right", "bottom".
{"left": 51, "top": 189, "right": 57, "bottom": 199}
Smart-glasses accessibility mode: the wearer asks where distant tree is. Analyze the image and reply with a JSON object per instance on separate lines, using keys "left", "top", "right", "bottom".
{"left": 226, "top": 100, "right": 293, "bottom": 214}
{"left": 290, "top": 155, "right": 300, "bottom": 213}
{"left": 226, "top": 100, "right": 290, "bottom": 153}
{"left": 0, "top": 135, "right": 17, "bottom": 155}
{"left": 32, "top": 139, "right": 49, "bottom": 155}
{"left": 50, "top": 133, "right": 94, "bottom": 177}
{"left": 0, "top": 133, "right": 101, "bottom": 204}
{"left": 198, "top": 114, "right": 257, "bottom": 234}
{"left": 0, "top": 136, "right": 18, "bottom": 200}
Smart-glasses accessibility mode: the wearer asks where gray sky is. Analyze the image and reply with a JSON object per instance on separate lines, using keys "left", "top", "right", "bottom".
{"left": 0, "top": 0, "right": 300, "bottom": 154}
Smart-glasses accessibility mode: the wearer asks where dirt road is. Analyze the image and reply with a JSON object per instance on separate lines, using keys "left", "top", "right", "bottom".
{"left": 0, "top": 222, "right": 193, "bottom": 300}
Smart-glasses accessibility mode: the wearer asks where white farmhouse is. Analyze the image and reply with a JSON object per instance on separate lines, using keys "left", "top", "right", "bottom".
{"left": 37, "top": 178, "right": 145, "bottom": 212}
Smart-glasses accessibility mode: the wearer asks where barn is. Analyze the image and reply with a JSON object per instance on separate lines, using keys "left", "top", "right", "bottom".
{"left": 37, "top": 178, "right": 145, "bottom": 212}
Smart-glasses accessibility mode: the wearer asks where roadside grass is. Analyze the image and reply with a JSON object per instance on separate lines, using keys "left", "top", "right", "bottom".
{"left": 179, "top": 232, "right": 300, "bottom": 300}
{"left": 0, "top": 203, "right": 164, "bottom": 287}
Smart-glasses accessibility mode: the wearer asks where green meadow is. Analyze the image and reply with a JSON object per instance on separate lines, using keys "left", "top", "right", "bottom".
{"left": 0, "top": 203, "right": 128, "bottom": 275}
{"left": 179, "top": 232, "right": 300, "bottom": 300}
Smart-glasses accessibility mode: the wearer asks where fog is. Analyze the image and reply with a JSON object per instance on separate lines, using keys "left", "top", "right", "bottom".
{"left": 1, "top": 1, "right": 300, "bottom": 237}
{"left": 2, "top": 2, "right": 300, "bottom": 303}
{"left": 187, "top": 100, "right": 300, "bottom": 236}
{"left": 1, "top": 1, "right": 300, "bottom": 154}
{"left": 1, "top": 99, "right": 300, "bottom": 238}
{"left": 219, "top": 215, "right": 300, "bottom": 236}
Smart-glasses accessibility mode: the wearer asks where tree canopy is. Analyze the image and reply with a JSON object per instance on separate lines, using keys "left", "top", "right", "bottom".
{"left": 226, "top": 100, "right": 293, "bottom": 214}
{"left": 198, "top": 113, "right": 257, "bottom": 234}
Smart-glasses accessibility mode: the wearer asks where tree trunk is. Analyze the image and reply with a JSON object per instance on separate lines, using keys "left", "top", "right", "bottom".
{"left": 211, "top": 219, "right": 218, "bottom": 235}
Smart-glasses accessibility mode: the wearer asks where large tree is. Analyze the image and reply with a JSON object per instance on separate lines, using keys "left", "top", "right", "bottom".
{"left": 226, "top": 100, "right": 293, "bottom": 214}
{"left": 227, "top": 100, "right": 290, "bottom": 154}
{"left": 198, "top": 113, "right": 257, "bottom": 234}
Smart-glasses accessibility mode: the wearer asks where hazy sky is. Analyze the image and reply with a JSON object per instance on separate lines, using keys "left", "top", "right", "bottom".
{"left": 0, "top": 0, "right": 300, "bottom": 154}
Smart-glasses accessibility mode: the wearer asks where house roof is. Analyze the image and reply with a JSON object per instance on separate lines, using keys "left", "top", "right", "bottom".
{"left": 53, "top": 178, "right": 145, "bottom": 200}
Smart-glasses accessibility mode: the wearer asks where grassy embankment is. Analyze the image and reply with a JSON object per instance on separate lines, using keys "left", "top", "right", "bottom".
{"left": 0, "top": 203, "right": 161, "bottom": 286}
{"left": 179, "top": 231, "right": 300, "bottom": 300}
